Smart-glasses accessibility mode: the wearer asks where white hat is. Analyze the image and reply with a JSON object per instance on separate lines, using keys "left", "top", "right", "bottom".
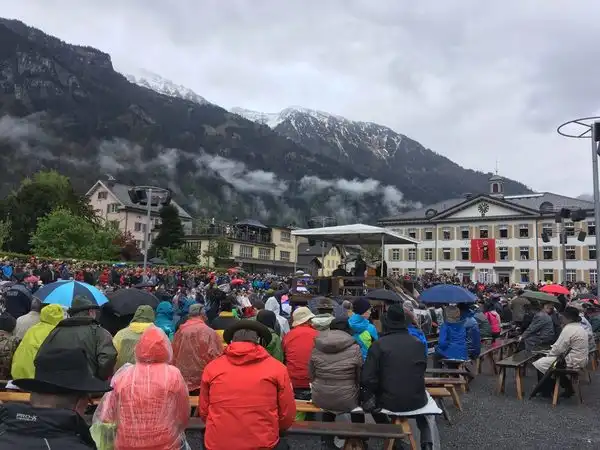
{"left": 291, "top": 306, "right": 315, "bottom": 327}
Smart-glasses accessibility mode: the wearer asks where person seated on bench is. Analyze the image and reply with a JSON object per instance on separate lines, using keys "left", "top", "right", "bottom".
{"left": 519, "top": 302, "right": 555, "bottom": 352}
{"left": 361, "top": 304, "right": 434, "bottom": 450}
{"left": 473, "top": 304, "right": 493, "bottom": 339}
{"left": 483, "top": 302, "right": 502, "bottom": 341}
{"left": 533, "top": 307, "right": 589, "bottom": 398}
{"left": 459, "top": 304, "right": 481, "bottom": 360}
{"left": 404, "top": 303, "right": 428, "bottom": 356}
{"left": 0, "top": 313, "right": 19, "bottom": 381}
{"left": 309, "top": 318, "right": 364, "bottom": 449}
{"left": 433, "top": 306, "right": 467, "bottom": 368}
{"left": 349, "top": 298, "right": 379, "bottom": 361}
{"left": 200, "top": 320, "right": 295, "bottom": 450}
{"left": 569, "top": 303, "right": 595, "bottom": 351}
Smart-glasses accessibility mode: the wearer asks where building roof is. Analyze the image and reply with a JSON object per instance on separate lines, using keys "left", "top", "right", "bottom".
{"left": 379, "top": 192, "right": 595, "bottom": 223}
{"left": 87, "top": 181, "right": 192, "bottom": 220}
{"left": 292, "top": 223, "right": 420, "bottom": 245}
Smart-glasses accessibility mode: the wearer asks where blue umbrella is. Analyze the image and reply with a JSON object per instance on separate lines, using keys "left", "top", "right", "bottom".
{"left": 418, "top": 284, "right": 477, "bottom": 304}
{"left": 34, "top": 280, "right": 108, "bottom": 308}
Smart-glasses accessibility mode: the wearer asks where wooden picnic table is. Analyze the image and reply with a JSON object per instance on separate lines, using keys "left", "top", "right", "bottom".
{"left": 476, "top": 337, "right": 519, "bottom": 374}
{"left": 495, "top": 350, "right": 538, "bottom": 400}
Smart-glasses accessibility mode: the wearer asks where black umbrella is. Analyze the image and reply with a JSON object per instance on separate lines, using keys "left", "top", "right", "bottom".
{"left": 366, "top": 288, "right": 403, "bottom": 303}
{"left": 106, "top": 288, "right": 160, "bottom": 317}
{"left": 4, "top": 284, "right": 34, "bottom": 319}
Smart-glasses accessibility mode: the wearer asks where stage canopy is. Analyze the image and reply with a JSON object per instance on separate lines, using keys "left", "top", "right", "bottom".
{"left": 291, "top": 224, "right": 419, "bottom": 246}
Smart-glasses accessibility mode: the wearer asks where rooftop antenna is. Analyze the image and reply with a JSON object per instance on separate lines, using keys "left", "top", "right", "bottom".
{"left": 105, "top": 174, "right": 116, "bottom": 181}
{"left": 495, "top": 159, "right": 499, "bottom": 175}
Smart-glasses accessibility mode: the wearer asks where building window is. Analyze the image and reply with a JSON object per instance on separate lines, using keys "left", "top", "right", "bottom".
{"left": 591, "top": 269, "right": 598, "bottom": 285}
{"left": 97, "top": 191, "right": 108, "bottom": 200}
{"left": 543, "top": 269, "right": 554, "bottom": 282}
{"left": 279, "top": 251, "right": 290, "bottom": 261}
{"left": 460, "top": 247, "right": 469, "bottom": 260}
{"left": 590, "top": 245, "right": 597, "bottom": 260}
{"left": 565, "top": 269, "right": 577, "bottom": 283}
{"left": 442, "top": 227, "right": 451, "bottom": 240}
{"left": 407, "top": 268, "right": 416, "bottom": 276}
{"left": 408, "top": 248, "right": 416, "bottom": 261}
{"left": 520, "top": 269, "right": 530, "bottom": 283}
{"left": 543, "top": 246, "right": 553, "bottom": 260}
{"left": 391, "top": 268, "right": 401, "bottom": 276}
{"left": 407, "top": 228, "right": 417, "bottom": 239}
{"left": 109, "top": 220, "right": 120, "bottom": 229}
{"left": 565, "top": 245, "right": 576, "bottom": 260}
{"left": 442, "top": 248, "right": 451, "bottom": 260}
{"left": 519, "top": 247, "right": 530, "bottom": 260}
{"left": 391, "top": 249, "right": 401, "bottom": 261}
{"left": 135, "top": 239, "right": 145, "bottom": 249}
{"left": 239, "top": 245, "right": 253, "bottom": 258}
{"left": 106, "top": 203, "right": 119, "bottom": 214}
{"left": 280, "top": 231, "right": 291, "bottom": 242}
{"left": 588, "top": 221, "right": 596, "bottom": 236}
{"left": 542, "top": 223, "right": 554, "bottom": 237}
{"left": 134, "top": 222, "right": 147, "bottom": 232}
{"left": 424, "top": 248, "right": 433, "bottom": 260}
{"left": 564, "top": 221, "right": 575, "bottom": 237}
{"left": 519, "top": 224, "right": 529, "bottom": 238}
{"left": 461, "top": 226, "right": 470, "bottom": 239}
{"left": 478, "top": 269, "right": 490, "bottom": 283}
{"left": 499, "top": 247, "right": 508, "bottom": 261}
{"left": 479, "top": 226, "right": 488, "bottom": 238}
{"left": 258, "top": 248, "right": 271, "bottom": 260}
{"left": 498, "top": 225, "right": 508, "bottom": 238}
{"left": 424, "top": 229, "right": 433, "bottom": 240}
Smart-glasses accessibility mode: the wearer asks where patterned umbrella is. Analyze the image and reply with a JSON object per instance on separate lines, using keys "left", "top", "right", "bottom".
{"left": 34, "top": 280, "right": 108, "bottom": 308}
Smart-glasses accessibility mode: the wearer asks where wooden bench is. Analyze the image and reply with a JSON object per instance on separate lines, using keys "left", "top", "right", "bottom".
{"left": 425, "top": 378, "right": 463, "bottom": 411}
{"left": 495, "top": 350, "right": 538, "bottom": 400}
{"left": 476, "top": 338, "right": 518, "bottom": 375}
{"left": 439, "top": 359, "right": 471, "bottom": 392}
{"left": 425, "top": 368, "right": 473, "bottom": 379}
{"left": 588, "top": 348, "right": 598, "bottom": 372}
{"left": 550, "top": 368, "right": 583, "bottom": 407}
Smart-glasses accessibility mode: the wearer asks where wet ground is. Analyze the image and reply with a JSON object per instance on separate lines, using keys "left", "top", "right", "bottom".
{"left": 187, "top": 365, "right": 600, "bottom": 449}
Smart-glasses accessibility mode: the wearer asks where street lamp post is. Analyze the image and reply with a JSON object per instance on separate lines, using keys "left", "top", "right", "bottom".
{"left": 557, "top": 118, "right": 600, "bottom": 285}
{"left": 127, "top": 186, "right": 172, "bottom": 274}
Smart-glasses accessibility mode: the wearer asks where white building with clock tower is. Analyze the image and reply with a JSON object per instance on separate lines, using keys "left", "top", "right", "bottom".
{"left": 378, "top": 174, "right": 598, "bottom": 285}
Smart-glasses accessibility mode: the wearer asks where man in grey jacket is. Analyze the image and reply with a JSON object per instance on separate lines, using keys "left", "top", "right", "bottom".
{"left": 520, "top": 302, "right": 556, "bottom": 351}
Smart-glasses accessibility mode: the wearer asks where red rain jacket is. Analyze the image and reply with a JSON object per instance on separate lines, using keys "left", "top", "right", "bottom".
{"left": 199, "top": 342, "right": 296, "bottom": 450}
{"left": 282, "top": 324, "right": 319, "bottom": 389}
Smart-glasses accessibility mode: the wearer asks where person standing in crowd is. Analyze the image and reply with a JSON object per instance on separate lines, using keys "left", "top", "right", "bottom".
{"left": 200, "top": 320, "right": 295, "bottom": 450}
{"left": 37, "top": 297, "right": 117, "bottom": 381}
{"left": 354, "top": 254, "right": 367, "bottom": 278}
{"left": 11, "top": 304, "right": 64, "bottom": 379}
{"left": 256, "top": 309, "right": 284, "bottom": 362}
{"left": 309, "top": 317, "right": 363, "bottom": 449}
{"left": 94, "top": 326, "right": 190, "bottom": 450}
{"left": 0, "top": 348, "right": 111, "bottom": 449}
{"left": 459, "top": 304, "right": 481, "bottom": 360}
{"left": 520, "top": 302, "right": 556, "bottom": 351}
{"left": 361, "top": 304, "right": 434, "bottom": 450}
{"left": 533, "top": 307, "right": 589, "bottom": 398}
{"left": 210, "top": 295, "right": 239, "bottom": 344}
{"left": 483, "top": 302, "right": 501, "bottom": 340}
{"left": 112, "top": 305, "right": 155, "bottom": 371}
{"left": 282, "top": 306, "right": 319, "bottom": 399}
{"left": 155, "top": 301, "right": 176, "bottom": 340}
{"left": 349, "top": 298, "right": 379, "bottom": 360}
{"left": 0, "top": 314, "right": 19, "bottom": 380}
{"left": 172, "top": 303, "right": 223, "bottom": 394}
{"left": 265, "top": 296, "right": 290, "bottom": 336}
{"left": 509, "top": 290, "right": 529, "bottom": 329}
{"left": 14, "top": 298, "right": 41, "bottom": 340}
{"left": 434, "top": 305, "right": 468, "bottom": 366}
{"left": 473, "top": 304, "right": 493, "bottom": 339}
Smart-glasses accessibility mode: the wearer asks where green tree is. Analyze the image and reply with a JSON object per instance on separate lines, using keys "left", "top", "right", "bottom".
{"left": 160, "top": 246, "right": 199, "bottom": 265}
{"left": 1, "top": 171, "right": 94, "bottom": 253}
{"left": 30, "top": 207, "right": 120, "bottom": 260}
{"left": 0, "top": 219, "right": 10, "bottom": 251}
{"left": 203, "top": 237, "right": 232, "bottom": 266}
{"left": 362, "top": 245, "right": 382, "bottom": 264}
{"left": 152, "top": 204, "right": 184, "bottom": 250}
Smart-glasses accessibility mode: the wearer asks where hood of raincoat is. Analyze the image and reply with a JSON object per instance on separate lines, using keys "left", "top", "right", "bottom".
{"left": 40, "top": 304, "right": 64, "bottom": 326}
{"left": 132, "top": 305, "right": 155, "bottom": 323}
{"left": 179, "top": 299, "right": 196, "bottom": 316}
{"left": 312, "top": 313, "right": 334, "bottom": 331}
{"left": 156, "top": 301, "right": 174, "bottom": 320}
{"left": 348, "top": 313, "right": 370, "bottom": 334}
{"left": 265, "top": 297, "right": 281, "bottom": 315}
{"left": 223, "top": 341, "right": 270, "bottom": 366}
{"left": 135, "top": 325, "right": 172, "bottom": 364}
{"left": 314, "top": 329, "right": 356, "bottom": 353}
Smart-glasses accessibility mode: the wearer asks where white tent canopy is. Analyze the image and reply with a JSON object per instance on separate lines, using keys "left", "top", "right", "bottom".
{"left": 291, "top": 223, "right": 420, "bottom": 246}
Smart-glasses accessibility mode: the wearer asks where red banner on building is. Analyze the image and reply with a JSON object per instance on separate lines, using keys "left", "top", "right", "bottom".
{"left": 470, "top": 238, "right": 496, "bottom": 263}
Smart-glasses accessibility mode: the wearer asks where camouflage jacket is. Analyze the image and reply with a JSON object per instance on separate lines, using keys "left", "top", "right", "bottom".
{"left": 0, "top": 332, "right": 20, "bottom": 380}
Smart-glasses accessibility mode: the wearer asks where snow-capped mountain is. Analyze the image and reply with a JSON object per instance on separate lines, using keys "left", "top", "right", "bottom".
{"left": 126, "top": 69, "right": 210, "bottom": 105}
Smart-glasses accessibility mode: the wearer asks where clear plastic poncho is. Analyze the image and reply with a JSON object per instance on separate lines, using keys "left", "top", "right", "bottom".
{"left": 92, "top": 326, "right": 190, "bottom": 450}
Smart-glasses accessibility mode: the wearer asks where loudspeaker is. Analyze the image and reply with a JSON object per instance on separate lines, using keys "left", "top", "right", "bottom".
{"left": 308, "top": 239, "right": 316, "bottom": 246}
{"left": 594, "top": 122, "right": 600, "bottom": 143}
{"left": 571, "top": 209, "right": 586, "bottom": 222}
{"left": 578, "top": 231, "right": 587, "bottom": 242}
{"left": 560, "top": 208, "right": 571, "bottom": 219}
{"left": 541, "top": 232, "right": 550, "bottom": 243}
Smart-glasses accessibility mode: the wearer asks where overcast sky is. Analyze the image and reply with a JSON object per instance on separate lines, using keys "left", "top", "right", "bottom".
{"left": 4, "top": 1, "right": 600, "bottom": 197}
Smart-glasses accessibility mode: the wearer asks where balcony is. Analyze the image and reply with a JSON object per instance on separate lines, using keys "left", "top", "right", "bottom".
{"left": 192, "top": 221, "right": 272, "bottom": 244}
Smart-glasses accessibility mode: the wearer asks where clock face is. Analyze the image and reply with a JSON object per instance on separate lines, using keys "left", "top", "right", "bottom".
{"left": 478, "top": 202, "right": 490, "bottom": 217}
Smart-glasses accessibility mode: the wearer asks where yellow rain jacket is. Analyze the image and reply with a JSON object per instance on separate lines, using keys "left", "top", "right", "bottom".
{"left": 112, "top": 305, "right": 155, "bottom": 371}
{"left": 11, "top": 304, "right": 64, "bottom": 379}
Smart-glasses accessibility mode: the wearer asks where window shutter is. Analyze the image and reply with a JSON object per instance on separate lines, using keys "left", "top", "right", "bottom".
{"left": 388, "top": 249, "right": 393, "bottom": 260}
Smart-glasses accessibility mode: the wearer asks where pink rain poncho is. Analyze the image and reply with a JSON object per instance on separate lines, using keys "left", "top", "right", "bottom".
{"left": 93, "top": 326, "right": 190, "bottom": 450}
{"left": 172, "top": 316, "right": 223, "bottom": 392}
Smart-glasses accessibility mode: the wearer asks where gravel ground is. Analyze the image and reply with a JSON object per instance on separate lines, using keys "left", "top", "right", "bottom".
{"left": 187, "top": 366, "right": 600, "bottom": 449}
